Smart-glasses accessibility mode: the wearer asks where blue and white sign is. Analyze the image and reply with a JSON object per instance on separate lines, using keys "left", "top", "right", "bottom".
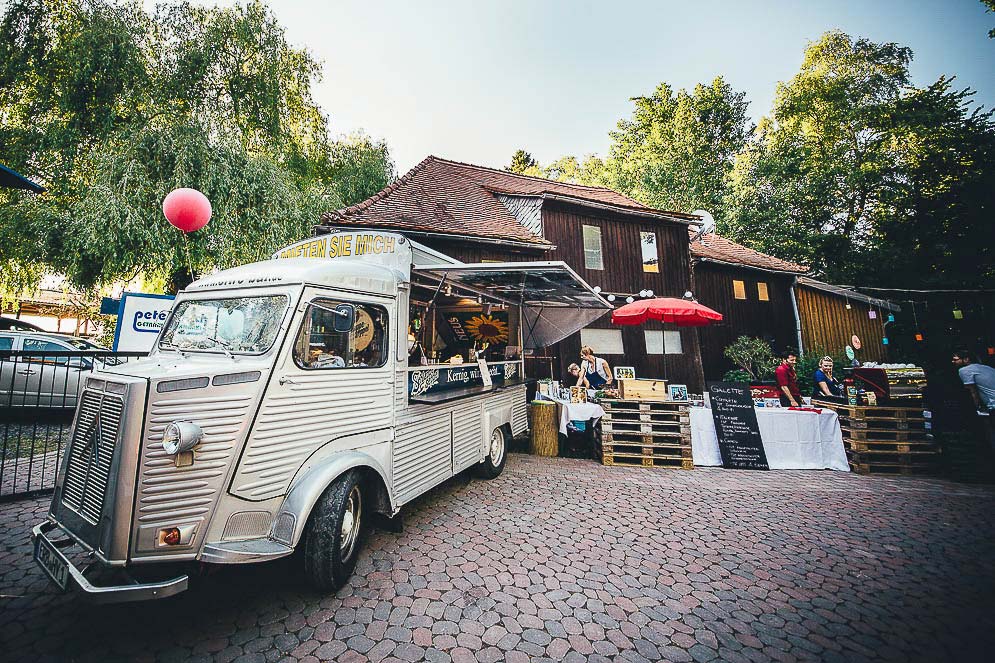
{"left": 112, "top": 292, "right": 175, "bottom": 352}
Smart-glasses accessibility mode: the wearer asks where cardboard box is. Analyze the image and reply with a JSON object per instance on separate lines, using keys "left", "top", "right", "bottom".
{"left": 618, "top": 379, "right": 669, "bottom": 402}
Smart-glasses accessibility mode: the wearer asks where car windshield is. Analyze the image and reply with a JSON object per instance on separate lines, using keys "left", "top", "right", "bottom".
{"left": 62, "top": 337, "right": 103, "bottom": 351}
{"left": 159, "top": 295, "right": 288, "bottom": 354}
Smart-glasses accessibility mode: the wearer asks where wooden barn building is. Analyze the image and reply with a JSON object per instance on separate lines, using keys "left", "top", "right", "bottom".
{"left": 690, "top": 233, "right": 808, "bottom": 379}
{"left": 319, "top": 156, "right": 707, "bottom": 389}
{"left": 317, "top": 155, "right": 898, "bottom": 388}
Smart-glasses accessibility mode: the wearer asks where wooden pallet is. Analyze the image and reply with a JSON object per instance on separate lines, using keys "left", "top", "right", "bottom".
{"left": 814, "top": 401, "right": 926, "bottom": 421}
{"left": 841, "top": 428, "right": 932, "bottom": 443}
{"left": 838, "top": 416, "right": 926, "bottom": 431}
{"left": 601, "top": 400, "right": 689, "bottom": 413}
{"left": 603, "top": 423, "right": 690, "bottom": 438}
{"left": 602, "top": 453, "right": 694, "bottom": 469}
{"left": 603, "top": 409, "right": 689, "bottom": 424}
{"left": 602, "top": 441, "right": 693, "bottom": 459}
{"left": 848, "top": 461, "right": 938, "bottom": 476}
{"left": 844, "top": 439, "right": 939, "bottom": 454}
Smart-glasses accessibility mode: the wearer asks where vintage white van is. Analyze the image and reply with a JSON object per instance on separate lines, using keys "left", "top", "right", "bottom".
{"left": 32, "top": 230, "right": 608, "bottom": 602}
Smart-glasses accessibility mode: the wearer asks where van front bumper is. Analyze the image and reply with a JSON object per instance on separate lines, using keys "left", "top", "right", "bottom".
{"left": 32, "top": 521, "right": 189, "bottom": 603}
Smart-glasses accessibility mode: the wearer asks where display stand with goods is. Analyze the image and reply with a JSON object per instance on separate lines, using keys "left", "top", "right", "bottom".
{"left": 814, "top": 400, "right": 939, "bottom": 475}
{"left": 599, "top": 399, "right": 693, "bottom": 469}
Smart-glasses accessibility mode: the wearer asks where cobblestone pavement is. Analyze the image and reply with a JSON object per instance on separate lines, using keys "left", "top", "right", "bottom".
{"left": 2, "top": 454, "right": 994, "bottom": 663}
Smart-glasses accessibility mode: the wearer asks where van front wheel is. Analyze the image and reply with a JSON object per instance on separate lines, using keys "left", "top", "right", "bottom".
{"left": 475, "top": 426, "right": 508, "bottom": 479}
{"left": 303, "top": 470, "right": 364, "bottom": 592}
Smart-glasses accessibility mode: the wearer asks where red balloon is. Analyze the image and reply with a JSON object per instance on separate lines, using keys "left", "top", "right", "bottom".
{"left": 163, "top": 188, "right": 212, "bottom": 233}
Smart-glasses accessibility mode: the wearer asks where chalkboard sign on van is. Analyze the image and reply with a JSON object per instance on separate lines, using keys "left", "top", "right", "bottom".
{"left": 707, "top": 382, "right": 769, "bottom": 470}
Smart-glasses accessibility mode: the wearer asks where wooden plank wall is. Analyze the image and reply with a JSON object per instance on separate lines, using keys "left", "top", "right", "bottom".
{"left": 541, "top": 202, "right": 703, "bottom": 391}
{"left": 693, "top": 263, "right": 799, "bottom": 380}
{"left": 796, "top": 285, "right": 890, "bottom": 363}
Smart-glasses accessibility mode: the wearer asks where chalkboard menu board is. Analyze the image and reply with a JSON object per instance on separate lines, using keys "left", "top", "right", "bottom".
{"left": 708, "top": 382, "right": 769, "bottom": 470}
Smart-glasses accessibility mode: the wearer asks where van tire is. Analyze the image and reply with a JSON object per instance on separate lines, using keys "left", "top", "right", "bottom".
{"left": 302, "top": 470, "right": 364, "bottom": 592}
{"left": 475, "top": 426, "right": 508, "bottom": 479}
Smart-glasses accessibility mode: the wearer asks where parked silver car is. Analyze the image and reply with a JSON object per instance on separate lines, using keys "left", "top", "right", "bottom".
{"left": 0, "top": 332, "right": 109, "bottom": 408}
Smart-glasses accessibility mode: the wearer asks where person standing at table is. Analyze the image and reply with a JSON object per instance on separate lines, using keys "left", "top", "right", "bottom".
{"left": 577, "top": 346, "right": 612, "bottom": 390}
{"left": 812, "top": 356, "right": 844, "bottom": 400}
{"left": 567, "top": 363, "right": 590, "bottom": 389}
{"left": 775, "top": 350, "right": 801, "bottom": 407}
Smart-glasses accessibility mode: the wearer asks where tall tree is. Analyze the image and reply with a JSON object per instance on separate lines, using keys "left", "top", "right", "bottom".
{"left": 725, "top": 31, "right": 994, "bottom": 286}
{"left": 506, "top": 149, "right": 539, "bottom": 175}
{"left": 0, "top": 0, "right": 392, "bottom": 294}
{"left": 599, "top": 77, "right": 752, "bottom": 216}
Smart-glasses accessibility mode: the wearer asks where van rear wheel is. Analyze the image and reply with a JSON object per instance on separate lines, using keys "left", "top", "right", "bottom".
{"left": 303, "top": 470, "right": 364, "bottom": 592}
{"left": 475, "top": 426, "right": 508, "bottom": 479}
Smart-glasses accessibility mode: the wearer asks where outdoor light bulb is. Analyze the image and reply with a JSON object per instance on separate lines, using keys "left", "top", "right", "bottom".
{"left": 646, "top": 290, "right": 654, "bottom": 297}
{"left": 607, "top": 294, "right": 616, "bottom": 302}
{"left": 626, "top": 296, "right": 634, "bottom": 304}
{"left": 161, "top": 421, "right": 203, "bottom": 455}
{"left": 593, "top": 286, "right": 601, "bottom": 293}
{"left": 683, "top": 291, "right": 693, "bottom": 299}
{"left": 639, "top": 290, "right": 647, "bottom": 298}
{"left": 845, "top": 303, "right": 852, "bottom": 309}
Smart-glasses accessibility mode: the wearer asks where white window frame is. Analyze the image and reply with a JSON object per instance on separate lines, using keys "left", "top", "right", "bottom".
{"left": 582, "top": 225, "right": 604, "bottom": 270}
{"left": 640, "top": 231, "right": 659, "bottom": 273}
{"left": 644, "top": 330, "right": 684, "bottom": 355}
{"left": 580, "top": 328, "right": 623, "bottom": 355}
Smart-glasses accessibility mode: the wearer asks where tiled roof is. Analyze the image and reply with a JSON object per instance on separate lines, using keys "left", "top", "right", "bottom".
{"left": 319, "top": 156, "right": 696, "bottom": 245}
{"left": 691, "top": 232, "right": 808, "bottom": 274}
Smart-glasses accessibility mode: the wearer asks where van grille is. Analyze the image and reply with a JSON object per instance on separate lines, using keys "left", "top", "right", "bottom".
{"left": 61, "top": 388, "right": 124, "bottom": 524}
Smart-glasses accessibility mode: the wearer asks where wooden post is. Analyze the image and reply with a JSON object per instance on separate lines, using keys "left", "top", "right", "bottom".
{"left": 529, "top": 401, "right": 558, "bottom": 457}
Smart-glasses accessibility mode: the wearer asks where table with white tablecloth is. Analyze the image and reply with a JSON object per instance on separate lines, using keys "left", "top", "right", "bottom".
{"left": 690, "top": 406, "right": 850, "bottom": 471}
{"left": 537, "top": 394, "right": 606, "bottom": 434}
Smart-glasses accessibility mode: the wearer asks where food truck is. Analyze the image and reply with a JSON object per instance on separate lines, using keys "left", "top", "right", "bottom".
{"left": 32, "top": 230, "right": 610, "bottom": 602}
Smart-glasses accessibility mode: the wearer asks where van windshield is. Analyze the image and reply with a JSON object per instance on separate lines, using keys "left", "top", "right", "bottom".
{"left": 159, "top": 295, "right": 288, "bottom": 354}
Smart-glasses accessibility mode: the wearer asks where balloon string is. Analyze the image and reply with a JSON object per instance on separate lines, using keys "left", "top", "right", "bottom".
{"left": 182, "top": 232, "right": 196, "bottom": 283}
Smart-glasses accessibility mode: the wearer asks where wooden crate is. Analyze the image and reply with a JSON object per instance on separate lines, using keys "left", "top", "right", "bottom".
{"left": 617, "top": 379, "right": 670, "bottom": 402}
{"left": 845, "top": 439, "right": 939, "bottom": 454}
{"left": 814, "top": 401, "right": 926, "bottom": 421}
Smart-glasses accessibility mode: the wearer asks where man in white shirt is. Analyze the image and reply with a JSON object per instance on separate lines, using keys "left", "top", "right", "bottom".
{"left": 953, "top": 349, "right": 995, "bottom": 450}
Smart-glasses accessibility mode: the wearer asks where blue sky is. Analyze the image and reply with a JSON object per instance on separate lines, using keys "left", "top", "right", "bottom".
{"left": 179, "top": 1, "right": 995, "bottom": 172}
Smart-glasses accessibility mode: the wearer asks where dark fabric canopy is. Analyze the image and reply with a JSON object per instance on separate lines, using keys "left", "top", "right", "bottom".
{"left": 0, "top": 164, "right": 45, "bottom": 193}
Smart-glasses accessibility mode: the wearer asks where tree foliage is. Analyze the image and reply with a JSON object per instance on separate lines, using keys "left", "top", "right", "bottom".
{"left": 0, "top": 0, "right": 392, "bottom": 295}
{"left": 599, "top": 78, "right": 752, "bottom": 217}
{"left": 724, "top": 31, "right": 995, "bottom": 287}
{"left": 507, "top": 149, "right": 538, "bottom": 174}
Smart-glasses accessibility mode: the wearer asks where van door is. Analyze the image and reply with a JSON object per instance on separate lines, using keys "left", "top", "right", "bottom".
{"left": 229, "top": 289, "right": 395, "bottom": 502}
{"left": 0, "top": 334, "right": 19, "bottom": 406}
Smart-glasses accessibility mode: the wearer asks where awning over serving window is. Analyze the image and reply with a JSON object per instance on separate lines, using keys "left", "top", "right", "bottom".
{"left": 412, "top": 262, "right": 611, "bottom": 349}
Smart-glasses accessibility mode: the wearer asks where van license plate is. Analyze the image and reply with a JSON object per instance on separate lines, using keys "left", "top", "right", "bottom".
{"left": 35, "top": 535, "right": 69, "bottom": 591}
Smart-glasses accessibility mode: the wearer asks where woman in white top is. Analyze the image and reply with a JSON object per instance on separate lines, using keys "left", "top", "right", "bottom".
{"left": 577, "top": 346, "right": 612, "bottom": 389}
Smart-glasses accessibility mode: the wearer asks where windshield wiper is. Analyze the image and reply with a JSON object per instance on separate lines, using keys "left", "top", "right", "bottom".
{"left": 205, "top": 334, "right": 235, "bottom": 359}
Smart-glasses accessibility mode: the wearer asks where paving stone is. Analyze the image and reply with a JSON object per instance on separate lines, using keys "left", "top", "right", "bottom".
{"left": 1, "top": 456, "right": 993, "bottom": 663}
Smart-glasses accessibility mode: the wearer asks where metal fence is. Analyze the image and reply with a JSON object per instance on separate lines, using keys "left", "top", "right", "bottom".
{"left": 0, "top": 350, "right": 147, "bottom": 500}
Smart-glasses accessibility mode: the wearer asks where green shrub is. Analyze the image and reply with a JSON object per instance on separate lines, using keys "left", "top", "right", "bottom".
{"left": 722, "top": 369, "right": 752, "bottom": 383}
{"left": 723, "top": 336, "right": 776, "bottom": 381}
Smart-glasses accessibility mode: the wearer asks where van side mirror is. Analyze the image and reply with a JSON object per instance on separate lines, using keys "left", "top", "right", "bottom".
{"left": 68, "top": 357, "right": 93, "bottom": 371}
{"left": 332, "top": 304, "right": 355, "bottom": 333}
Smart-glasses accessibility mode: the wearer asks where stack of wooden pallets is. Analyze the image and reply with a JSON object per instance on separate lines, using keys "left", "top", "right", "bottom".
{"left": 599, "top": 400, "right": 693, "bottom": 469}
{"left": 815, "top": 401, "right": 939, "bottom": 475}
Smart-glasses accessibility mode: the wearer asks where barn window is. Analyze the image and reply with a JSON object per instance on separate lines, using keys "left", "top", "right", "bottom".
{"left": 580, "top": 328, "right": 623, "bottom": 354}
{"left": 582, "top": 225, "right": 604, "bottom": 270}
{"left": 644, "top": 330, "right": 684, "bottom": 355}
{"left": 640, "top": 231, "right": 659, "bottom": 273}
{"left": 733, "top": 280, "right": 747, "bottom": 300}
{"left": 757, "top": 282, "right": 769, "bottom": 301}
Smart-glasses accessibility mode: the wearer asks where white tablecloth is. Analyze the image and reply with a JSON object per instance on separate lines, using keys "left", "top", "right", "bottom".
{"left": 537, "top": 395, "right": 606, "bottom": 434}
{"left": 690, "top": 406, "right": 849, "bottom": 471}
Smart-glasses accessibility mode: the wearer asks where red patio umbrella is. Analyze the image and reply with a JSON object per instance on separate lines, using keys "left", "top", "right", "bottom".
{"left": 611, "top": 297, "right": 723, "bottom": 327}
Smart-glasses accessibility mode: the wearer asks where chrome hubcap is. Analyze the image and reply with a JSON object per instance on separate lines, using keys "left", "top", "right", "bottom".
{"left": 489, "top": 429, "right": 505, "bottom": 466}
{"left": 340, "top": 485, "right": 362, "bottom": 560}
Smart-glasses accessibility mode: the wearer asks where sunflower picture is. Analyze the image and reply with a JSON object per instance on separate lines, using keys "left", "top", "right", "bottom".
{"left": 464, "top": 314, "right": 509, "bottom": 344}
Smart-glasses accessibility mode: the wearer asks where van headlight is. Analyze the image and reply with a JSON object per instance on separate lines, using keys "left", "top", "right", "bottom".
{"left": 162, "top": 421, "right": 203, "bottom": 455}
